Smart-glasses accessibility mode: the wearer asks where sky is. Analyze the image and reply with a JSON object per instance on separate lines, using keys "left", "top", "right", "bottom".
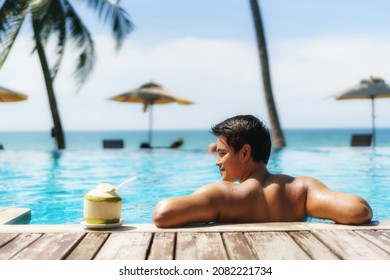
{"left": 1, "top": 0, "right": 390, "bottom": 131}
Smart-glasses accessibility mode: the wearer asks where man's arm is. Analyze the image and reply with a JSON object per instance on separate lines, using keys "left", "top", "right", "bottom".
{"left": 302, "top": 176, "right": 373, "bottom": 225}
{"left": 152, "top": 184, "right": 221, "bottom": 228}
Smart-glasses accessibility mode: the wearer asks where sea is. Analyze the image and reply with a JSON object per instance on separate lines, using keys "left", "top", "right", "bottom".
{"left": 0, "top": 128, "right": 390, "bottom": 150}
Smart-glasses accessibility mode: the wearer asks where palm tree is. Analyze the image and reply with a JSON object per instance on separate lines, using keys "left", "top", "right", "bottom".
{"left": 0, "top": 0, "right": 133, "bottom": 149}
{"left": 249, "top": 0, "right": 286, "bottom": 148}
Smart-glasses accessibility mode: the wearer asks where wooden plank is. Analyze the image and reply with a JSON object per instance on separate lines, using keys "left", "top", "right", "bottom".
{"left": 12, "top": 232, "right": 85, "bottom": 260}
{"left": 94, "top": 232, "right": 152, "bottom": 260}
{"left": 378, "top": 230, "right": 390, "bottom": 239}
{"left": 222, "top": 232, "right": 256, "bottom": 260}
{"left": 176, "top": 232, "right": 228, "bottom": 260}
{"left": 312, "top": 230, "right": 390, "bottom": 259}
{"left": 0, "top": 233, "right": 19, "bottom": 248}
{"left": 289, "top": 231, "right": 339, "bottom": 260}
{"left": 245, "top": 232, "right": 310, "bottom": 260}
{"left": 66, "top": 232, "right": 109, "bottom": 260}
{"left": 355, "top": 230, "right": 390, "bottom": 254}
{"left": 148, "top": 232, "right": 175, "bottom": 260}
{"left": 0, "top": 233, "right": 42, "bottom": 260}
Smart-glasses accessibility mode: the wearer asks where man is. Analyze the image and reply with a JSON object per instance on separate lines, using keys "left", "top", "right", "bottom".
{"left": 152, "top": 115, "right": 373, "bottom": 228}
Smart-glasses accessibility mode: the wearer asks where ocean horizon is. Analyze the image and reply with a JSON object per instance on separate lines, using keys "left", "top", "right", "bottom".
{"left": 1, "top": 128, "right": 390, "bottom": 150}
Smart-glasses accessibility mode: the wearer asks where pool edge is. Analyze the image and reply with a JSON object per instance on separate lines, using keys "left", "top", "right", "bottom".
{"left": 0, "top": 208, "right": 31, "bottom": 225}
{"left": 0, "top": 220, "right": 389, "bottom": 233}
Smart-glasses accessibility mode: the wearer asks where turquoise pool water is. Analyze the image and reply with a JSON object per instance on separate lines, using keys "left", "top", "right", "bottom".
{"left": 0, "top": 147, "right": 389, "bottom": 224}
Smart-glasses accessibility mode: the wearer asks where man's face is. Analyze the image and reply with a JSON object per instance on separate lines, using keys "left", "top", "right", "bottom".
{"left": 215, "top": 136, "right": 244, "bottom": 182}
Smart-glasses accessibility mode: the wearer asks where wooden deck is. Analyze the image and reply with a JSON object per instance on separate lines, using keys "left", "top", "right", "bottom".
{"left": 0, "top": 221, "right": 389, "bottom": 260}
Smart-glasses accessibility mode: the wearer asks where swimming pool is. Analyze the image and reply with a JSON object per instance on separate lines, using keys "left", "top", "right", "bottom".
{"left": 0, "top": 147, "right": 389, "bottom": 224}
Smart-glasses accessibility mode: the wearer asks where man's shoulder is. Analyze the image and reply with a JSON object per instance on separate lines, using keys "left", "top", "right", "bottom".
{"left": 195, "top": 181, "right": 254, "bottom": 201}
{"left": 196, "top": 181, "right": 235, "bottom": 192}
{"left": 292, "top": 175, "right": 320, "bottom": 184}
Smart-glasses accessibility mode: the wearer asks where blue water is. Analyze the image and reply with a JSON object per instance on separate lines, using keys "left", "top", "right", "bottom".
{"left": 1, "top": 128, "right": 390, "bottom": 150}
{"left": 0, "top": 129, "right": 389, "bottom": 224}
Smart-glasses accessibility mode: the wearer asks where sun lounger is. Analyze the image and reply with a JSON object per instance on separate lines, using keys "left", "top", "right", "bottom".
{"left": 103, "top": 139, "right": 124, "bottom": 149}
{"left": 140, "top": 138, "right": 184, "bottom": 149}
{"left": 350, "top": 134, "right": 372, "bottom": 146}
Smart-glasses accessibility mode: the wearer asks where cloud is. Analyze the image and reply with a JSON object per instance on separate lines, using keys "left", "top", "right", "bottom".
{"left": 1, "top": 35, "right": 266, "bottom": 131}
{"left": 269, "top": 35, "right": 390, "bottom": 128}
{"left": 1, "top": 34, "right": 390, "bottom": 131}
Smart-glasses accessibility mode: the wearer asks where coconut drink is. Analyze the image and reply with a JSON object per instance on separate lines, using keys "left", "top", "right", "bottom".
{"left": 84, "top": 182, "right": 122, "bottom": 224}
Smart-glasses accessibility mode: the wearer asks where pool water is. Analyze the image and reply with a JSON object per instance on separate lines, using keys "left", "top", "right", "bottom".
{"left": 0, "top": 147, "right": 389, "bottom": 224}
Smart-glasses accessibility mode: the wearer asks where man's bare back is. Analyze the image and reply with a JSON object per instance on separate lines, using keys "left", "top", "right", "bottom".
{"left": 193, "top": 170, "right": 308, "bottom": 224}
{"left": 152, "top": 115, "right": 373, "bottom": 228}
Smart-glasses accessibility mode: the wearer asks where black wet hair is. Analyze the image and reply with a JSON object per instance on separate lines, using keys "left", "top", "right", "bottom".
{"left": 211, "top": 115, "right": 271, "bottom": 164}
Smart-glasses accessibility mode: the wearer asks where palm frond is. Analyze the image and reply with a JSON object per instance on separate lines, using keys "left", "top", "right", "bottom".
{"left": 84, "top": 0, "right": 134, "bottom": 50}
{"left": 62, "top": 0, "right": 95, "bottom": 87}
{"left": 0, "top": 0, "right": 29, "bottom": 68}
{"left": 1, "top": 0, "right": 133, "bottom": 87}
{"left": 0, "top": 0, "right": 27, "bottom": 39}
{"left": 30, "top": 0, "right": 52, "bottom": 20}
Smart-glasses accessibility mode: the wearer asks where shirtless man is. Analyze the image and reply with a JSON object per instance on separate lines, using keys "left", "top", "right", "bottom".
{"left": 152, "top": 115, "right": 373, "bottom": 228}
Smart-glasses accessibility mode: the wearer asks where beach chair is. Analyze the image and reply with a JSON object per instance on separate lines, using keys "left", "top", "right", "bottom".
{"left": 350, "top": 134, "right": 372, "bottom": 147}
{"left": 140, "top": 138, "right": 184, "bottom": 149}
{"left": 140, "top": 142, "right": 151, "bottom": 148}
{"left": 103, "top": 139, "right": 124, "bottom": 149}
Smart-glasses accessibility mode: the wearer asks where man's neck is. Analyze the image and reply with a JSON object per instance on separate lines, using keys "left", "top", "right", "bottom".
{"left": 240, "top": 161, "right": 269, "bottom": 183}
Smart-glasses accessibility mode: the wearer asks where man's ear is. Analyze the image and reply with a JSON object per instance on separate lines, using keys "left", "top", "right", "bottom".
{"left": 241, "top": 144, "right": 251, "bottom": 161}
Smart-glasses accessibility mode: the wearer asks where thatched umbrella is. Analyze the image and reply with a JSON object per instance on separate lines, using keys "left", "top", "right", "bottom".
{"left": 109, "top": 82, "right": 193, "bottom": 146}
{"left": 0, "top": 86, "right": 28, "bottom": 102}
{"left": 334, "top": 76, "right": 390, "bottom": 146}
